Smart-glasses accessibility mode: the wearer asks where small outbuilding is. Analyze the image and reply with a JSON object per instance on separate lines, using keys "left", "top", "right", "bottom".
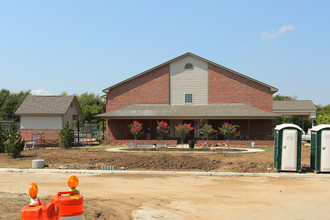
{"left": 15, "top": 95, "right": 83, "bottom": 146}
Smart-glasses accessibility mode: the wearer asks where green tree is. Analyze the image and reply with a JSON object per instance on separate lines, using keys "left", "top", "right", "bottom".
{"left": 175, "top": 123, "right": 194, "bottom": 144}
{"left": 0, "top": 89, "right": 30, "bottom": 121}
{"left": 316, "top": 105, "right": 330, "bottom": 125}
{"left": 60, "top": 91, "right": 68, "bottom": 96}
{"left": 218, "top": 122, "right": 240, "bottom": 140}
{"left": 59, "top": 122, "right": 74, "bottom": 149}
{"left": 75, "top": 92, "right": 106, "bottom": 124}
{"left": 4, "top": 123, "right": 25, "bottom": 158}
{"left": 273, "top": 95, "right": 297, "bottom": 101}
{"left": 199, "top": 120, "right": 217, "bottom": 140}
{"left": 0, "top": 124, "right": 5, "bottom": 153}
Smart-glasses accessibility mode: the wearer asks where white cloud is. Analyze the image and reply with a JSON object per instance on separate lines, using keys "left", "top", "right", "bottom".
{"left": 31, "top": 89, "right": 51, "bottom": 96}
{"left": 262, "top": 25, "right": 295, "bottom": 40}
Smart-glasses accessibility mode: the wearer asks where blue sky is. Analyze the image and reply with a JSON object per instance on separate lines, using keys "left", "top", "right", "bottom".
{"left": 0, "top": 1, "right": 329, "bottom": 105}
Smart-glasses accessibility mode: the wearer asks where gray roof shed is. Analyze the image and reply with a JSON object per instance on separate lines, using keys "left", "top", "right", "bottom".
{"left": 16, "top": 95, "right": 83, "bottom": 116}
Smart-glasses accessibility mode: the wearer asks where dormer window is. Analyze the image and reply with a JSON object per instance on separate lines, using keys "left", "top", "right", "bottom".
{"left": 184, "top": 63, "right": 194, "bottom": 70}
{"left": 185, "top": 94, "right": 193, "bottom": 104}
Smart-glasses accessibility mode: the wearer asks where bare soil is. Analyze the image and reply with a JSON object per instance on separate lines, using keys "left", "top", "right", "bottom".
{"left": 1, "top": 172, "right": 330, "bottom": 220}
{"left": 0, "top": 144, "right": 311, "bottom": 173}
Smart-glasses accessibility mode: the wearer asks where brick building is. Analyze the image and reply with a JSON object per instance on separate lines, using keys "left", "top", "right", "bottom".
{"left": 16, "top": 95, "right": 83, "bottom": 146}
{"left": 98, "top": 52, "right": 315, "bottom": 145}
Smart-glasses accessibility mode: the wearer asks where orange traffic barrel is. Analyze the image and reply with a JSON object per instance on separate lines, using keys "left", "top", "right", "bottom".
{"left": 21, "top": 200, "right": 59, "bottom": 220}
{"left": 51, "top": 191, "right": 84, "bottom": 219}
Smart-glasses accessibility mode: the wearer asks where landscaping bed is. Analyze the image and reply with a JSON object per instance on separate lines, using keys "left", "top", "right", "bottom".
{"left": 123, "top": 147, "right": 247, "bottom": 152}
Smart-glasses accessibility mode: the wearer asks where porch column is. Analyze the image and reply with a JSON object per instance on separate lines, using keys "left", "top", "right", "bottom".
{"left": 248, "top": 119, "right": 251, "bottom": 140}
{"left": 125, "top": 119, "right": 128, "bottom": 139}
{"left": 77, "top": 119, "right": 80, "bottom": 142}
{"left": 102, "top": 120, "right": 105, "bottom": 140}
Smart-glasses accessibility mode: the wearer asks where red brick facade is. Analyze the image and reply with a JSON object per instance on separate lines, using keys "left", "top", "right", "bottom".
{"left": 20, "top": 129, "right": 62, "bottom": 147}
{"left": 208, "top": 63, "right": 274, "bottom": 112}
{"left": 104, "top": 56, "right": 277, "bottom": 143}
{"left": 106, "top": 64, "right": 170, "bottom": 112}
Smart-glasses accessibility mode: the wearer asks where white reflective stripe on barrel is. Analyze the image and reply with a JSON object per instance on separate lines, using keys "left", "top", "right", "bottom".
{"left": 60, "top": 214, "right": 84, "bottom": 220}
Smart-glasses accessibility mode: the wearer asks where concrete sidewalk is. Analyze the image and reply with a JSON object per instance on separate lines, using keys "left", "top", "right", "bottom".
{"left": 0, "top": 168, "right": 329, "bottom": 178}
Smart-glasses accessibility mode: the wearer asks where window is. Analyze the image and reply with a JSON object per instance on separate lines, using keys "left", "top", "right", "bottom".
{"left": 185, "top": 94, "right": 193, "bottom": 104}
{"left": 184, "top": 63, "right": 194, "bottom": 69}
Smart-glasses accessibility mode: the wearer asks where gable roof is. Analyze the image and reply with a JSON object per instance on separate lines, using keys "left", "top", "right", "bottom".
{"left": 102, "top": 52, "right": 278, "bottom": 93}
{"left": 16, "top": 95, "right": 83, "bottom": 116}
{"left": 96, "top": 103, "right": 280, "bottom": 119}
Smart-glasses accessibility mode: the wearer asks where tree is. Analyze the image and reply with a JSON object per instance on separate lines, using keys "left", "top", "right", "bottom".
{"left": 60, "top": 91, "right": 68, "bottom": 96}
{"left": 75, "top": 92, "right": 106, "bottom": 124}
{"left": 0, "top": 89, "right": 30, "bottom": 121}
{"left": 129, "top": 120, "right": 143, "bottom": 140}
{"left": 0, "top": 124, "right": 5, "bottom": 153}
{"left": 4, "top": 123, "right": 25, "bottom": 158}
{"left": 316, "top": 105, "right": 330, "bottom": 125}
{"left": 156, "top": 120, "right": 169, "bottom": 140}
{"left": 218, "top": 122, "right": 240, "bottom": 140}
{"left": 175, "top": 123, "right": 194, "bottom": 144}
{"left": 199, "top": 119, "right": 217, "bottom": 140}
{"left": 59, "top": 122, "right": 74, "bottom": 149}
{"left": 273, "top": 95, "right": 297, "bottom": 101}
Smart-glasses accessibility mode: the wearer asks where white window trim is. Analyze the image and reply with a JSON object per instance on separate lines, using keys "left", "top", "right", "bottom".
{"left": 184, "top": 93, "right": 194, "bottom": 104}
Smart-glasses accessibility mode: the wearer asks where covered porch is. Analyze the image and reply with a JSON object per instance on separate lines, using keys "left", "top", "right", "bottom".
{"left": 97, "top": 103, "right": 280, "bottom": 145}
{"left": 105, "top": 118, "right": 275, "bottom": 142}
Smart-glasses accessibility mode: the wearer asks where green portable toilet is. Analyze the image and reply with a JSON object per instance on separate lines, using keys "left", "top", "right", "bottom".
{"left": 274, "top": 124, "right": 302, "bottom": 172}
{"left": 310, "top": 124, "right": 330, "bottom": 173}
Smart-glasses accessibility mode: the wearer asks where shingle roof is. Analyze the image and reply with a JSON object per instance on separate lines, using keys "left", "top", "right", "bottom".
{"left": 97, "top": 104, "right": 280, "bottom": 119}
{"left": 273, "top": 100, "right": 316, "bottom": 111}
{"left": 16, "top": 95, "right": 81, "bottom": 115}
{"left": 102, "top": 52, "right": 278, "bottom": 93}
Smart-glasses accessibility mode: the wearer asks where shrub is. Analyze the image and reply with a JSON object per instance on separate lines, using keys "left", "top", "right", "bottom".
{"left": 199, "top": 119, "right": 217, "bottom": 140}
{"left": 4, "top": 123, "right": 25, "bottom": 158}
{"left": 156, "top": 120, "right": 170, "bottom": 140}
{"left": 218, "top": 122, "right": 240, "bottom": 140}
{"left": 128, "top": 120, "right": 143, "bottom": 140}
{"left": 59, "top": 122, "right": 74, "bottom": 149}
{"left": 175, "top": 123, "right": 194, "bottom": 144}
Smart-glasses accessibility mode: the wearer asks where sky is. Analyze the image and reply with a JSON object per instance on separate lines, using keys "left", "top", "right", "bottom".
{"left": 0, "top": 1, "right": 329, "bottom": 105}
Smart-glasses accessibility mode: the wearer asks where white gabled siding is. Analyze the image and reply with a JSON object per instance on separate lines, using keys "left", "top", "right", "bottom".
{"left": 170, "top": 56, "right": 208, "bottom": 105}
{"left": 21, "top": 116, "right": 63, "bottom": 129}
{"left": 63, "top": 101, "right": 79, "bottom": 129}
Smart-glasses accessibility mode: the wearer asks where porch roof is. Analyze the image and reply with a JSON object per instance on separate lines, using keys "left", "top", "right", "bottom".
{"left": 273, "top": 100, "right": 316, "bottom": 119}
{"left": 96, "top": 104, "right": 280, "bottom": 119}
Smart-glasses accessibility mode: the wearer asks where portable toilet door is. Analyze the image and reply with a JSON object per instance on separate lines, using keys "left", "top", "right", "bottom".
{"left": 274, "top": 124, "right": 303, "bottom": 172}
{"left": 311, "top": 124, "right": 330, "bottom": 172}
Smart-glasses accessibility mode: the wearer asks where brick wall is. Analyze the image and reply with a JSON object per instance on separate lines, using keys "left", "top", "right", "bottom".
{"left": 20, "top": 129, "right": 61, "bottom": 147}
{"left": 106, "top": 64, "right": 170, "bottom": 112}
{"left": 208, "top": 63, "right": 274, "bottom": 112}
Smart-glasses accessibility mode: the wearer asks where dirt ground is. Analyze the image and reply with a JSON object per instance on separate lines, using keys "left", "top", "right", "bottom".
{"left": 1, "top": 172, "right": 330, "bottom": 220}
{"left": 0, "top": 144, "right": 311, "bottom": 173}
